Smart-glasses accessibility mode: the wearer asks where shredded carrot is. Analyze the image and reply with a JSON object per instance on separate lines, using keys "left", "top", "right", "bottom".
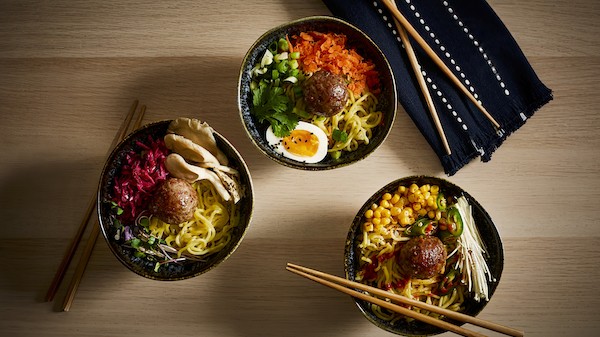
{"left": 285, "top": 34, "right": 293, "bottom": 54}
{"left": 291, "top": 31, "right": 381, "bottom": 96}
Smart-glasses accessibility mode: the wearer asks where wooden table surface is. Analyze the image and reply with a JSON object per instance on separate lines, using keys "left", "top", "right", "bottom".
{"left": 1, "top": 1, "right": 599, "bottom": 336}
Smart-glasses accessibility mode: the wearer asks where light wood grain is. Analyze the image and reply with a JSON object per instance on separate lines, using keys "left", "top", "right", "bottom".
{"left": 0, "top": 0, "right": 599, "bottom": 336}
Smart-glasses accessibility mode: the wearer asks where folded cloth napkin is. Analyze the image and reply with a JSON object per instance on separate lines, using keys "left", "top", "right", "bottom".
{"left": 322, "top": 0, "right": 553, "bottom": 175}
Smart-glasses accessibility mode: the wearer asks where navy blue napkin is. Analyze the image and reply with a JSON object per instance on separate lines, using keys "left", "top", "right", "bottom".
{"left": 322, "top": 0, "right": 552, "bottom": 175}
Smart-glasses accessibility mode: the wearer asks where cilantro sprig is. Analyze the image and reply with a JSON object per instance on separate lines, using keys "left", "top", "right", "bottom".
{"left": 252, "top": 84, "right": 298, "bottom": 137}
{"left": 249, "top": 40, "right": 307, "bottom": 138}
{"left": 332, "top": 129, "right": 348, "bottom": 142}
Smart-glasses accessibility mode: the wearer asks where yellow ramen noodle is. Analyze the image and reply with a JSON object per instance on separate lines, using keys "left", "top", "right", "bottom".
{"left": 311, "top": 90, "right": 382, "bottom": 153}
{"left": 356, "top": 183, "right": 465, "bottom": 323}
{"left": 149, "top": 180, "right": 238, "bottom": 258}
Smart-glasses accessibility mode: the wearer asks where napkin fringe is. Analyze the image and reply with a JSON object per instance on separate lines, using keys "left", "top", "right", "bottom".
{"left": 481, "top": 88, "right": 553, "bottom": 162}
{"left": 443, "top": 88, "right": 553, "bottom": 174}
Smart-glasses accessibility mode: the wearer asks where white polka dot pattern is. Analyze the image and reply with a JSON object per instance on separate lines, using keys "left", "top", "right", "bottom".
{"left": 373, "top": 0, "right": 526, "bottom": 133}
{"left": 372, "top": 0, "right": 470, "bottom": 131}
{"left": 440, "top": 0, "right": 510, "bottom": 98}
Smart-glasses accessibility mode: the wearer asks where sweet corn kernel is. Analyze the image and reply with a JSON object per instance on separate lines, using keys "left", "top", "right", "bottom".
{"left": 371, "top": 203, "right": 378, "bottom": 210}
{"left": 401, "top": 209, "right": 411, "bottom": 217}
{"left": 409, "top": 184, "right": 419, "bottom": 194}
{"left": 391, "top": 207, "right": 402, "bottom": 216}
{"left": 382, "top": 209, "right": 391, "bottom": 218}
{"left": 372, "top": 218, "right": 381, "bottom": 225}
{"left": 431, "top": 185, "right": 439, "bottom": 194}
{"left": 390, "top": 193, "right": 400, "bottom": 204}
{"left": 400, "top": 216, "right": 410, "bottom": 226}
{"left": 382, "top": 193, "right": 392, "bottom": 201}
{"left": 374, "top": 210, "right": 382, "bottom": 218}
{"left": 365, "top": 209, "right": 374, "bottom": 218}
{"left": 398, "top": 185, "right": 407, "bottom": 194}
{"left": 418, "top": 209, "right": 428, "bottom": 217}
{"left": 382, "top": 217, "right": 391, "bottom": 225}
{"left": 428, "top": 210, "right": 436, "bottom": 219}
{"left": 420, "top": 184, "right": 430, "bottom": 193}
{"left": 426, "top": 196, "right": 436, "bottom": 207}
{"left": 412, "top": 203, "right": 422, "bottom": 211}
{"left": 380, "top": 200, "right": 390, "bottom": 209}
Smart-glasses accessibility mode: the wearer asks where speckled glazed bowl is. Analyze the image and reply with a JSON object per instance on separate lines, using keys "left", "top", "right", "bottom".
{"left": 344, "top": 176, "right": 503, "bottom": 336}
{"left": 97, "top": 120, "right": 254, "bottom": 280}
{"left": 238, "top": 16, "right": 397, "bottom": 170}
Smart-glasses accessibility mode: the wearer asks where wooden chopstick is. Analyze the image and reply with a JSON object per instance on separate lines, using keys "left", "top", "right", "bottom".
{"left": 380, "top": 0, "right": 501, "bottom": 129}
{"left": 394, "top": 16, "right": 451, "bottom": 155}
{"left": 286, "top": 263, "right": 523, "bottom": 337}
{"left": 62, "top": 103, "right": 146, "bottom": 311}
{"left": 45, "top": 100, "right": 141, "bottom": 302}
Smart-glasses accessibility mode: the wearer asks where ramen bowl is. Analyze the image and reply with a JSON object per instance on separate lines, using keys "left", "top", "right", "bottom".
{"left": 344, "top": 176, "right": 503, "bottom": 336}
{"left": 238, "top": 16, "right": 397, "bottom": 170}
{"left": 97, "top": 120, "right": 254, "bottom": 280}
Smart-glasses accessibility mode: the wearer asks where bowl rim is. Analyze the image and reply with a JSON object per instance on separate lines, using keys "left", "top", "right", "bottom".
{"left": 97, "top": 119, "right": 254, "bottom": 281}
{"left": 343, "top": 175, "right": 504, "bottom": 336}
{"left": 237, "top": 15, "right": 397, "bottom": 170}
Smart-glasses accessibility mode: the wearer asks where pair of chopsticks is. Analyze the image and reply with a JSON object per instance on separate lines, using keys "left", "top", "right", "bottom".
{"left": 45, "top": 100, "right": 146, "bottom": 311}
{"left": 381, "top": 0, "right": 501, "bottom": 155}
{"left": 286, "top": 263, "right": 523, "bottom": 337}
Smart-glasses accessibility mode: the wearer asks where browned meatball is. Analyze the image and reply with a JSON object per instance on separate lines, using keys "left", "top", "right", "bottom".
{"left": 398, "top": 236, "right": 447, "bottom": 279}
{"left": 148, "top": 177, "right": 198, "bottom": 224}
{"left": 302, "top": 70, "right": 349, "bottom": 117}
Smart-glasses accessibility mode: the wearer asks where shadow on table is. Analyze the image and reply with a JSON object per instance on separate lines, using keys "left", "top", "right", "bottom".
{"left": 204, "top": 234, "right": 365, "bottom": 337}
{"left": 0, "top": 157, "right": 105, "bottom": 305}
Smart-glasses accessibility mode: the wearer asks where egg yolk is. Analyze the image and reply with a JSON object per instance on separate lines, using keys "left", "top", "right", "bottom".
{"left": 283, "top": 129, "right": 320, "bottom": 157}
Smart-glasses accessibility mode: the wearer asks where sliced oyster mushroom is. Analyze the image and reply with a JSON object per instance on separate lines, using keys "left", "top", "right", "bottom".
{"left": 164, "top": 133, "right": 220, "bottom": 167}
{"left": 213, "top": 169, "right": 242, "bottom": 204}
{"left": 168, "top": 118, "right": 229, "bottom": 166}
{"left": 165, "top": 153, "right": 231, "bottom": 202}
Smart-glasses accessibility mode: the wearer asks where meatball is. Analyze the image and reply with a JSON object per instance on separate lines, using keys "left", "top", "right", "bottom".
{"left": 302, "top": 70, "right": 349, "bottom": 117}
{"left": 398, "top": 236, "right": 447, "bottom": 279}
{"left": 148, "top": 177, "right": 198, "bottom": 224}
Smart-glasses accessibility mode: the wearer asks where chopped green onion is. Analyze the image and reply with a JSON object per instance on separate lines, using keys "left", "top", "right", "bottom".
{"left": 290, "top": 51, "right": 300, "bottom": 59}
{"left": 276, "top": 60, "right": 288, "bottom": 73}
{"left": 154, "top": 262, "right": 160, "bottom": 272}
{"left": 131, "top": 238, "right": 141, "bottom": 249}
{"left": 289, "top": 59, "right": 299, "bottom": 69}
{"left": 260, "top": 50, "right": 273, "bottom": 67}
{"left": 283, "top": 76, "right": 297, "bottom": 84}
{"left": 271, "top": 69, "right": 279, "bottom": 79}
{"left": 278, "top": 38, "right": 289, "bottom": 52}
{"left": 268, "top": 41, "right": 278, "bottom": 54}
{"left": 274, "top": 52, "right": 288, "bottom": 62}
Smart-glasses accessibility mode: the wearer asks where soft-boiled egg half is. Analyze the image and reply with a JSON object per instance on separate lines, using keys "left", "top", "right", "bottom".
{"left": 266, "top": 121, "right": 329, "bottom": 163}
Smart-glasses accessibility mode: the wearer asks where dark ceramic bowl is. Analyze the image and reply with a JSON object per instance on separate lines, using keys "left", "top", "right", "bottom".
{"left": 238, "top": 16, "right": 397, "bottom": 170}
{"left": 344, "top": 176, "right": 503, "bottom": 336}
{"left": 97, "top": 120, "right": 254, "bottom": 280}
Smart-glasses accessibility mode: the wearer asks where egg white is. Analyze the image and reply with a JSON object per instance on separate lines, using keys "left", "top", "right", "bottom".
{"left": 265, "top": 121, "right": 329, "bottom": 164}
